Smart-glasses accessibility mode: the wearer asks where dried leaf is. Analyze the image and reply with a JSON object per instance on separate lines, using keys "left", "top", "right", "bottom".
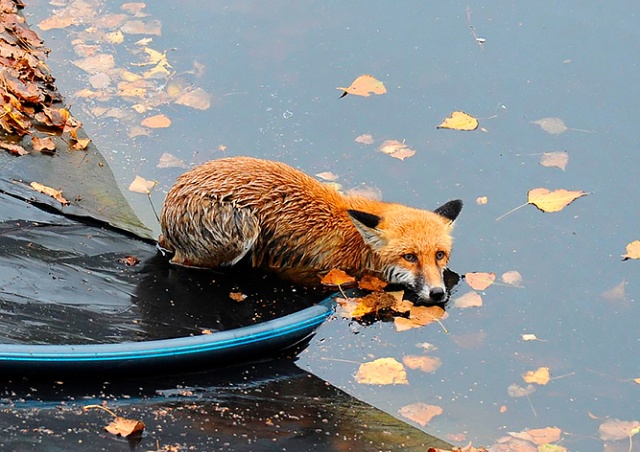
{"left": 476, "top": 196, "right": 488, "bottom": 205}
{"left": 157, "top": 152, "right": 187, "bottom": 168}
{"left": 402, "top": 355, "right": 442, "bottom": 373}
{"left": 521, "top": 334, "right": 538, "bottom": 341}
{"left": 315, "top": 171, "right": 339, "bottom": 181}
{"left": 0, "top": 142, "right": 29, "bottom": 155}
{"left": 38, "top": 15, "right": 76, "bottom": 31}
{"left": 394, "top": 305, "right": 446, "bottom": 331}
{"left": 229, "top": 292, "right": 246, "bottom": 302}
{"left": 465, "top": 272, "right": 495, "bottom": 290}
{"left": 598, "top": 419, "right": 640, "bottom": 441}
{"left": 29, "top": 182, "right": 69, "bottom": 206}
{"left": 105, "top": 416, "right": 145, "bottom": 437}
{"left": 354, "top": 133, "right": 374, "bottom": 144}
{"left": 532, "top": 117, "right": 567, "bottom": 135}
{"left": 622, "top": 240, "right": 640, "bottom": 260}
{"left": 397, "top": 403, "right": 442, "bottom": 427}
{"left": 174, "top": 87, "right": 211, "bottom": 110}
{"left": 320, "top": 268, "right": 356, "bottom": 288}
{"left": 525, "top": 427, "right": 562, "bottom": 445}
{"left": 118, "top": 255, "right": 140, "bottom": 266}
{"left": 141, "top": 114, "right": 171, "bottom": 128}
{"left": 73, "top": 54, "right": 115, "bottom": 75}
{"left": 501, "top": 270, "right": 523, "bottom": 287}
{"left": 522, "top": 366, "right": 550, "bottom": 385}
{"left": 454, "top": 291, "right": 483, "bottom": 308}
{"left": 355, "top": 358, "right": 408, "bottom": 385}
{"left": 540, "top": 151, "right": 569, "bottom": 171}
{"left": 128, "top": 175, "right": 157, "bottom": 194}
{"left": 378, "top": 139, "right": 416, "bottom": 161}
{"left": 528, "top": 188, "right": 587, "bottom": 213}
{"left": 121, "top": 19, "right": 162, "bottom": 36}
{"left": 31, "top": 136, "right": 56, "bottom": 153}
{"left": 338, "top": 74, "right": 386, "bottom": 98}
{"left": 437, "top": 111, "right": 479, "bottom": 131}
{"left": 358, "top": 274, "right": 388, "bottom": 292}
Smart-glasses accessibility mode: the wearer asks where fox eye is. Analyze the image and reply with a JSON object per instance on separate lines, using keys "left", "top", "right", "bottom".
{"left": 402, "top": 253, "right": 418, "bottom": 263}
{"left": 435, "top": 251, "right": 446, "bottom": 261}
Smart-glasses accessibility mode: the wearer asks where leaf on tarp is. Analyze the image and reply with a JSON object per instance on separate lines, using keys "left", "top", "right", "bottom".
{"left": 31, "top": 136, "right": 56, "bottom": 153}
{"left": 378, "top": 139, "right": 416, "bottom": 161}
{"left": 141, "top": 114, "right": 171, "bottom": 128}
{"left": 402, "top": 355, "right": 442, "bottom": 373}
{"left": 29, "top": 182, "right": 70, "bottom": 206}
{"left": 354, "top": 357, "right": 408, "bottom": 385}
{"left": 128, "top": 175, "right": 157, "bottom": 194}
{"left": 522, "top": 366, "right": 550, "bottom": 385}
{"left": 338, "top": 74, "right": 386, "bottom": 98}
{"left": 0, "top": 141, "right": 29, "bottom": 156}
{"left": 464, "top": 272, "right": 495, "bottom": 290}
{"left": 531, "top": 117, "right": 568, "bottom": 135}
{"left": 540, "top": 151, "right": 569, "bottom": 171}
{"left": 528, "top": 188, "right": 587, "bottom": 213}
{"left": 501, "top": 270, "right": 523, "bottom": 287}
{"left": 320, "top": 268, "right": 356, "bottom": 288}
{"left": 397, "top": 403, "right": 443, "bottom": 427}
{"left": 437, "top": 111, "right": 479, "bottom": 131}
{"left": 358, "top": 274, "right": 388, "bottom": 292}
{"left": 105, "top": 416, "right": 145, "bottom": 437}
{"left": 453, "top": 291, "right": 483, "bottom": 308}
{"left": 622, "top": 240, "right": 640, "bottom": 261}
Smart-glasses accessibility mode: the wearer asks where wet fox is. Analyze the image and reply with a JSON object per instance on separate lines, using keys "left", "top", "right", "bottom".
{"left": 159, "top": 157, "right": 462, "bottom": 303}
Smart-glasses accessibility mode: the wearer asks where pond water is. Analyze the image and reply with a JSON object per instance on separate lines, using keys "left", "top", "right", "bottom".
{"left": 22, "top": 1, "right": 640, "bottom": 450}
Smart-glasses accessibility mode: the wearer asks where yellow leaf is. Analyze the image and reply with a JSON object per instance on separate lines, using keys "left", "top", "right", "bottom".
{"left": 437, "top": 111, "right": 478, "bottom": 131}
{"left": 355, "top": 358, "right": 408, "bottom": 385}
{"left": 634, "top": 378, "right": 640, "bottom": 384}
{"left": 397, "top": 403, "right": 442, "bottom": 427}
{"left": 522, "top": 366, "right": 550, "bottom": 385}
{"left": 320, "top": 268, "right": 356, "bottom": 287}
{"left": 128, "top": 175, "right": 157, "bottom": 194}
{"left": 141, "top": 114, "right": 171, "bottom": 128}
{"left": 527, "top": 187, "right": 587, "bottom": 213}
{"left": 337, "top": 74, "right": 386, "bottom": 98}
{"left": 29, "top": 182, "right": 70, "bottom": 206}
{"left": 357, "top": 274, "right": 387, "bottom": 292}
{"left": 465, "top": 272, "right": 495, "bottom": 290}
{"left": 622, "top": 240, "right": 640, "bottom": 260}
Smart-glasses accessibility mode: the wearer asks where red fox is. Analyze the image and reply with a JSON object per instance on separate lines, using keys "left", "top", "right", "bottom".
{"left": 159, "top": 157, "right": 462, "bottom": 303}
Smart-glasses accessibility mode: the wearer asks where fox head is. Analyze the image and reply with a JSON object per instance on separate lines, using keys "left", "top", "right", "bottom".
{"left": 347, "top": 199, "right": 463, "bottom": 303}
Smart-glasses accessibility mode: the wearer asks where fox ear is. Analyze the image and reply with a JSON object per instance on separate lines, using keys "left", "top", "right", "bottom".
{"left": 347, "top": 210, "right": 386, "bottom": 249}
{"left": 434, "top": 199, "right": 463, "bottom": 224}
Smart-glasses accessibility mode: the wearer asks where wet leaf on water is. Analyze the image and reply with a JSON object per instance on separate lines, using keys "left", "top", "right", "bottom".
{"left": 540, "top": 151, "right": 569, "bottom": 171}
{"left": 31, "top": 136, "right": 56, "bottom": 153}
{"left": 38, "top": 15, "right": 76, "bottom": 31}
{"left": 128, "top": 175, "right": 157, "bottom": 194}
{"left": 521, "top": 334, "right": 539, "bottom": 341}
{"left": 394, "top": 305, "right": 447, "bottom": 332}
{"left": 104, "top": 30, "right": 125, "bottom": 45}
{"left": 174, "top": 87, "right": 212, "bottom": 110}
{"left": 437, "top": 111, "right": 479, "bottom": 131}
{"left": 602, "top": 280, "right": 626, "bottom": 301}
{"left": 598, "top": 418, "right": 640, "bottom": 441}
{"left": 507, "top": 383, "right": 536, "bottom": 398}
{"left": 355, "top": 357, "right": 408, "bottom": 385}
{"left": 531, "top": 117, "right": 567, "bottom": 135}
{"left": 528, "top": 188, "right": 587, "bottom": 213}
{"left": 338, "top": 74, "right": 386, "bottom": 98}
{"left": 141, "top": 114, "right": 171, "bottom": 128}
{"left": 354, "top": 133, "right": 375, "bottom": 144}
{"left": 397, "top": 403, "right": 442, "bottom": 427}
{"left": 501, "top": 270, "right": 523, "bottom": 287}
{"left": 476, "top": 196, "right": 488, "bottom": 205}
{"left": 465, "top": 272, "right": 495, "bottom": 290}
{"left": 350, "top": 291, "right": 398, "bottom": 318}
{"left": 378, "top": 139, "right": 416, "bottom": 161}
{"left": 315, "top": 171, "right": 339, "bottom": 181}
{"left": 157, "top": 152, "right": 187, "bottom": 168}
{"left": 73, "top": 54, "right": 116, "bottom": 75}
{"left": 229, "top": 292, "right": 247, "bottom": 302}
{"left": 454, "top": 291, "right": 483, "bottom": 308}
{"left": 622, "top": 240, "right": 640, "bottom": 260}
{"left": 105, "top": 416, "right": 145, "bottom": 437}
{"left": 29, "top": 182, "right": 70, "bottom": 206}
{"left": 522, "top": 366, "right": 550, "bottom": 385}
{"left": 121, "top": 2, "right": 148, "bottom": 15}
{"left": 121, "top": 19, "right": 162, "bottom": 36}
{"left": 357, "top": 274, "right": 388, "bottom": 292}
{"left": 402, "top": 355, "right": 442, "bottom": 373}
{"left": 320, "top": 268, "right": 356, "bottom": 288}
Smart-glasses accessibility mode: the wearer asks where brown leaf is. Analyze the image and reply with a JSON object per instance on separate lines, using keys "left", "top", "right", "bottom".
{"left": 402, "top": 355, "right": 442, "bottom": 373}
{"left": 454, "top": 291, "right": 483, "bottom": 308}
{"left": 437, "top": 111, "right": 479, "bottom": 131}
{"left": 394, "top": 305, "right": 447, "bottom": 331}
{"left": 522, "top": 366, "right": 550, "bottom": 385}
{"left": 354, "top": 357, "right": 408, "bottom": 385}
{"left": 527, "top": 188, "right": 587, "bottom": 213}
{"left": 358, "top": 274, "right": 388, "bottom": 292}
{"left": 351, "top": 292, "right": 396, "bottom": 318}
{"left": 141, "top": 114, "right": 171, "bottom": 128}
{"left": 29, "top": 182, "right": 70, "bottom": 206}
{"left": 378, "top": 139, "right": 416, "bottom": 161}
{"left": 229, "top": 292, "right": 247, "bottom": 302}
{"left": 320, "top": 268, "right": 356, "bottom": 288}
{"left": 0, "top": 142, "right": 29, "bottom": 155}
{"left": 525, "top": 427, "right": 562, "bottom": 445}
{"left": 602, "top": 280, "right": 626, "bottom": 301}
{"left": 118, "top": 256, "right": 140, "bottom": 266}
{"left": 157, "top": 152, "right": 187, "bottom": 168}
{"left": 121, "top": 19, "right": 162, "bottom": 36}
{"left": 174, "top": 87, "right": 211, "bottom": 110}
{"left": 598, "top": 419, "right": 640, "bottom": 441}
{"left": 105, "top": 416, "right": 145, "bottom": 437}
{"left": 465, "top": 272, "right": 495, "bottom": 290}
{"left": 338, "top": 74, "right": 386, "bottom": 98}
{"left": 31, "top": 136, "right": 56, "bottom": 153}
{"left": 397, "top": 403, "right": 442, "bottom": 427}
{"left": 622, "top": 240, "right": 640, "bottom": 260}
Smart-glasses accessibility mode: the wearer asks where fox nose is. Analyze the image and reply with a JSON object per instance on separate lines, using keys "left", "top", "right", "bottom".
{"left": 429, "top": 287, "right": 446, "bottom": 302}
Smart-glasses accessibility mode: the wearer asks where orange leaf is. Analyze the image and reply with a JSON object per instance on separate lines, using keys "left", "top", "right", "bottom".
{"left": 358, "top": 274, "right": 388, "bottom": 292}
{"left": 141, "top": 114, "right": 171, "bottom": 128}
{"left": 128, "top": 175, "right": 157, "bottom": 194}
{"left": 501, "top": 270, "right": 523, "bottom": 287}
{"left": 337, "top": 74, "right": 386, "bottom": 98}
{"left": 465, "top": 272, "right": 495, "bottom": 290}
{"left": 622, "top": 240, "right": 640, "bottom": 260}
{"left": 320, "top": 268, "right": 356, "bottom": 287}
{"left": 105, "top": 416, "right": 145, "bottom": 437}
{"left": 437, "top": 111, "right": 478, "bottom": 131}
{"left": 350, "top": 292, "right": 396, "bottom": 318}
{"left": 454, "top": 291, "right": 483, "bottom": 308}
{"left": 29, "top": 182, "right": 70, "bottom": 206}
{"left": 397, "top": 403, "right": 443, "bottom": 427}
{"left": 527, "top": 188, "right": 587, "bottom": 213}
{"left": 522, "top": 366, "right": 550, "bottom": 385}
{"left": 526, "top": 427, "right": 562, "bottom": 445}
{"left": 355, "top": 357, "right": 408, "bottom": 385}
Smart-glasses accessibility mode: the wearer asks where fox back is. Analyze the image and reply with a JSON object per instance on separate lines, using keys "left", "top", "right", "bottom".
{"left": 160, "top": 157, "right": 462, "bottom": 302}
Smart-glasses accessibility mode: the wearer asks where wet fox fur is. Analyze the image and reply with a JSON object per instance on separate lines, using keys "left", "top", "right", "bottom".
{"left": 159, "top": 157, "right": 462, "bottom": 303}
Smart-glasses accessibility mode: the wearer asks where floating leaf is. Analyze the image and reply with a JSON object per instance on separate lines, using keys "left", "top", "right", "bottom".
{"left": 351, "top": 292, "right": 397, "bottom": 318}
{"left": 29, "top": 182, "right": 70, "bottom": 206}
{"left": 522, "top": 366, "right": 550, "bottom": 385}
{"left": 454, "top": 291, "right": 483, "bottom": 308}
{"left": 622, "top": 240, "right": 640, "bottom": 260}
{"left": 338, "top": 74, "right": 386, "bottom": 98}
{"left": 157, "top": 152, "right": 187, "bottom": 168}
{"left": 229, "top": 292, "right": 247, "bottom": 302}
{"left": 437, "top": 111, "right": 478, "bottom": 131}
{"left": 141, "top": 114, "right": 171, "bottom": 128}
{"left": 602, "top": 280, "right": 626, "bottom": 301}
{"left": 540, "top": 151, "right": 569, "bottom": 171}
{"left": 394, "top": 305, "right": 447, "bottom": 331}
{"left": 355, "top": 357, "right": 408, "bottom": 385}
{"left": 174, "top": 87, "right": 211, "bottom": 110}
{"left": 358, "top": 274, "right": 388, "bottom": 292}
{"left": 355, "top": 133, "right": 374, "bottom": 144}
{"left": 121, "top": 19, "right": 162, "bottom": 36}
{"left": 128, "top": 175, "right": 157, "bottom": 194}
{"left": 397, "top": 403, "right": 442, "bottom": 427}
{"left": 402, "top": 355, "right": 442, "bottom": 373}
{"left": 532, "top": 117, "right": 568, "bottom": 135}
{"left": 39, "top": 15, "right": 76, "bottom": 31}
{"left": 476, "top": 196, "right": 488, "bottom": 205}
{"left": 320, "top": 268, "right": 356, "bottom": 288}
{"left": 378, "top": 139, "right": 416, "bottom": 161}
{"left": 599, "top": 419, "right": 640, "bottom": 441}
{"left": 521, "top": 334, "right": 538, "bottom": 341}
{"left": 465, "top": 272, "right": 495, "bottom": 290}
{"left": 105, "top": 416, "right": 145, "bottom": 437}
{"left": 501, "top": 270, "right": 523, "bottom": 287}
{"left": 528, "top": 188, "right": 587, "bottom": 213}
{"left": 507, "top": 383, "right": 536, "bottom": 398}
{"left": 315, "top": 171, "right": 339, "bottom": 181}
